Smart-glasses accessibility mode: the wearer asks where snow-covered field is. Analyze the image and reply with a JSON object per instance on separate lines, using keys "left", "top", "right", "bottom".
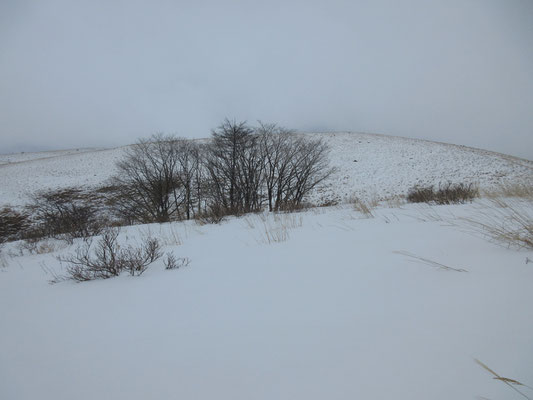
{"left": 1, "top": 133, "right": 532, "bottom": 400}
{"left": 1, "top": 132, "right": 531, "bottom": 207}
{"left": 1, "top": 204, "right": 532, "bottom": 400}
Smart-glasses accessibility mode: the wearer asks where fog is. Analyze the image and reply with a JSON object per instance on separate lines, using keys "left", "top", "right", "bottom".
{"left": 1, "top": 0, "right": 532, "bottom": 159}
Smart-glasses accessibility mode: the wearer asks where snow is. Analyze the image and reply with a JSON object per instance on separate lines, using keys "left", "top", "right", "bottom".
{"left": 1, "top": 204, "right": 532, "bottom": 400}
{"left": 0, "top": 132, "right": 531, "bottom": 207}
{"left": 1, "top": 133, "right": 532, "bottom": 399}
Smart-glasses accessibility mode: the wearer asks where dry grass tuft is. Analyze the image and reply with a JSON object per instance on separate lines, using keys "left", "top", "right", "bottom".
{"left": 462, "top": 198, "right": 533, "bottom": 250}
{"left": 253, "top": 213, "right": 303, "bottom": 244}
{"left": 349, "top": 196, "right": 376, "bottom": 218}
{"left": 482, "top": 183, "right": 533, "bottom": 200}
{"left": 407, "top": 183, "right": 479, "bottom": 205}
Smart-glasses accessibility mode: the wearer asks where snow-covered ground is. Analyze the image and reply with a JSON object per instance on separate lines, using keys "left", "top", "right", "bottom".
{"left": 1, "top": 204, "right": 532, "bottom": 400}
{"left": 1, "top": 133, "right": 532, "bottom": 400}
{"left": 1, "top": 132, "right": 531, "bottom": 207}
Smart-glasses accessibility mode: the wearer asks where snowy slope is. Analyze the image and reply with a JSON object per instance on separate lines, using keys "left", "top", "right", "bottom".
{"left": 1, "top": 205, "right": 532, "bottom": 400}
{"left": 1, "top": 132, "right": 531, "bottom": 207}
{"left": 1, "top": 133, "right": 532, "bottom": 400}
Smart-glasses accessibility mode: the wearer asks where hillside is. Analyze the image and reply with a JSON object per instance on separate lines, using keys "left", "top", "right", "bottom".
{"left": 1, "top": 132, "right": 531, "bottom": 207}
{"left": 1, "top": 133, "right": 532, "bottom": 400}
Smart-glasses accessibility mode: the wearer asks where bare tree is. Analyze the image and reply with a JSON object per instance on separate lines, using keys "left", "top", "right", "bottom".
{"left": 204, "top": 119, "right": 264, "bottom": 214}
{"left": 174, "top": 140, "right": 203, "bottom": 220}
{"left": 259, "top": 123, "right": 334, "bottom": 211}
{"left": 111, "top": 120, "right": 334, "bottom": 222}
{"left": 287, "top": 136, "right": 334, "bottom": 207}
{"left": 111, "top": 134, "right": 185, "bottom": 223}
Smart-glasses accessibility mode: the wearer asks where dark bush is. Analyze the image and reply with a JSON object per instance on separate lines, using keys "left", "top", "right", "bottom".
{"left": 0, "top": 207, "right": 31, "bottom": 243}
{"left": 29, "top": 188, "right": 105, "bottom": 243}
{"left": 406, "top": 186, "right": 436, "bottom": 204}
{"left": 407, "top": 183, "right": 479, "bottom": 204}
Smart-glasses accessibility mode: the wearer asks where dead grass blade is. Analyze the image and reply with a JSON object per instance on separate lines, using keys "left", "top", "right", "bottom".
{"left": 475, "top": 359, "right": 532, "bottom": 399}
{"left": 393, "top": 250, "right": 468, "bottom": 272}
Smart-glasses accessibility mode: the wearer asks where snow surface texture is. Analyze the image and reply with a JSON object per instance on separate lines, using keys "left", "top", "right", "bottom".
{"left": 1, "top": 132, "right": 531, "bottom": 207}
{"left": 1, "top": 204, "right": 532, "bottom": 400}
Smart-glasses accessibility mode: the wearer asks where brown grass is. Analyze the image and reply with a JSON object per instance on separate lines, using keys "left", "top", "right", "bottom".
{"left": 393, "top": 251, "right": 468, "bottom": 272}
{"left": 475, "top": 359, "right": 532, "bottom": 399}
{"left": 349, "top": 195, "right": 376, "bottom": 218}
{"left": 407, "top": 183, "right": 479, "bottom": 205}
{"left": 482, "top": 183, "right": 533, "bottom": 200}
{"left": 462, "top": 198, "right": 533, "bottom": 250}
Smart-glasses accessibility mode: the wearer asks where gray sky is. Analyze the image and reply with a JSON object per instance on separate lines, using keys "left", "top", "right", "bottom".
{"left": 1, "top": 0, "right": 532, "bottom": 159}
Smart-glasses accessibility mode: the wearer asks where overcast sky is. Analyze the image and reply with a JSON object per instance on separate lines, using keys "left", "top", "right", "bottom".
{"left": 1, "top": 0, "right": 532, "bottom": 159}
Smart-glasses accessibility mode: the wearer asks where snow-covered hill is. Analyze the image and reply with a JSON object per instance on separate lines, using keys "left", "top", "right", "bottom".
{"left": 1, "top": 132, "right": 531, "bottom": 207}
{"left": 1, "top": 133, "right": 532, "bottom": 400}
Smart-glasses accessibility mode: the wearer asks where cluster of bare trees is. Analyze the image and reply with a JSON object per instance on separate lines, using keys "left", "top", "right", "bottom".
{"left": 111, "top": 119, "right": 334, "bottom": 223}
{"left": 111, "top": 134, "right": 204, "bottom": 223}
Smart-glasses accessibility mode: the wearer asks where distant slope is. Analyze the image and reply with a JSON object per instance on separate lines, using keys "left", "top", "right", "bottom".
{"left": 1, "top": 132, "right": 531, "bottom": 207}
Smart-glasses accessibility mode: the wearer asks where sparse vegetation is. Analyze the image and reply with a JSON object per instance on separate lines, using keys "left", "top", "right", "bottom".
{"left": 29, "top": 188, "right": 106, "bottom": 243}
{"left": 482, "top": 183, "right": 533, "bottom": 200}
{"left": 58, "top": 228, "right": 163, "bottom": 281}
{"left": 109, "top": 119, "right": 334, "bottom": 224}
{"left": 164, "top": 253, "right": 190, "bottom": 270}
{"left": 253, "top": 212, "right": 303, "bottom": 244}
{"left": 0, "top": 206, "right": 31, "bottom": 243}
{"left": 407, "top": 182, "right": 479, "bottom": 205}
{"left": 349, "top": 196, "right": 376, "bottom": 218}
{"left": 462, "top": 198, "right": 533, "bottom": 250}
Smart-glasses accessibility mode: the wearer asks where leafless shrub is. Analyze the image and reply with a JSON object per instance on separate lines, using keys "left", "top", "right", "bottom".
{"left": 29, "top": 188, "right": 105, "bottom": 243}
{"left": 407, "top": 183, "right": 479, "bottom": 205}
{"left": 0, "top": 206, "right": 31, "bottom": 243}
{"left": 120, "top": 237, "right": 163, "bottom": 276}
{"left": 164, "top": 253, "right": 190, "bottom": 270}
{"left": 58, "top": 228, "right": 163, "bottom": 281}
